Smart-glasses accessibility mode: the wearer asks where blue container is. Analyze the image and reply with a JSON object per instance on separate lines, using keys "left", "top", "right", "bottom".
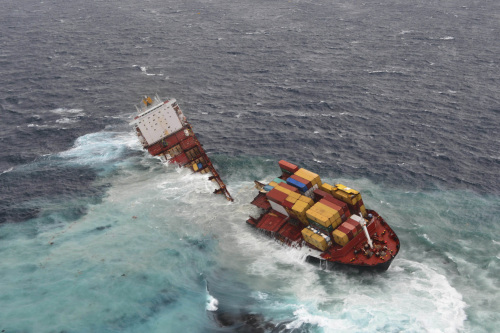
{"left": 198, "top": 163, "right": 203, "bottom": 169}
{"left": 286, "top": 178, "right": 308, "bottom": 193}
{"left": 263, "top": 185, "right": 274, "bottom": 192}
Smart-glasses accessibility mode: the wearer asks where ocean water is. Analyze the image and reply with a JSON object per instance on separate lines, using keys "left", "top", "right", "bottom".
{"left": 1, "top": 0, "right": 499, "bottom": 332}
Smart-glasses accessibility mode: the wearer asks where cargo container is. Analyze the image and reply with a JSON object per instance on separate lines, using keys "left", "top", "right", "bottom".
{"left": 279, "top": 160, "right": 299, "bottom": 175}
{"left": 295, "top": 168, "right": 322, "bottom": 187}
{"left": 332, "top": 228, "right": 350, "bottom": 247}
{"left": 332, "top": 184, "right": 362, "bottom": 206}
{"left": 301, "top": 227, "right": 331, "bottom": 251}
{"left": 266, "top": 188, "right": 288, "bottom": 205}
{"left": 286, "top": 177, "right": 309, "bottom": 193}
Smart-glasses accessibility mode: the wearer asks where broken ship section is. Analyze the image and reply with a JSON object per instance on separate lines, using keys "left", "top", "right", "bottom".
{"left": 247, "top": 160, "right": 400, "bottom": 271}
{"left": 130, "top": 96, "right": 233, "bottom": 201}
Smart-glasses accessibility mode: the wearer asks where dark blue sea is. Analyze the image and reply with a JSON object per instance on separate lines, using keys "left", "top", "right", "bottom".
{"left": 1, "top": 0, "right": 499, "bottom": 332}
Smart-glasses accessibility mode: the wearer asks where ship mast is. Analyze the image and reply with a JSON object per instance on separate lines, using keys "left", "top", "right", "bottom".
{"left": 361, "top": 213, "right": 374, "bottom": 249}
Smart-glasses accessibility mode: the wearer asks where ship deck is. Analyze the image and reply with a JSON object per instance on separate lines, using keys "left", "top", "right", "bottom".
{"left": 248, "top": 209, "right": 400, "bottom": 270}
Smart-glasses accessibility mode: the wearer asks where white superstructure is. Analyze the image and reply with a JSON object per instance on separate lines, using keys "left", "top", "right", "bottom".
{"left": 129, "top": 96, "right": 187, "bottom": 146}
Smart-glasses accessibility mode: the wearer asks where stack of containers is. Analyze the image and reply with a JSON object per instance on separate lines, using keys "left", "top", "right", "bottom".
{"left": 266, "top": 188, "right": 289, "bottom": 217}
{"left": 291, "top": 195, "right": 315, "bottom": 225}
{"left": 266, "top": 183, "right": 300, "bottom": 217}
{"left": 321, "top": 183, "right": 367, "bottom": 218}
{"left": 305, "top": 201, "right": 342, "bottom": 236}
{"left": 313, "top": 188, "right": 351, "bottom": 221}
{"left": 345, "top": 217, "right": 363, "bottom": 235}
{"left": 286, "top": 175, "right": 310, "bottom": 193}
{"left": 279, "top": 160, "right": 299, "bottom": 177}
{"left": 301, "top": 226, "right": 332, "bottom": 251}
{"left": 294, "top": 168, "right": 322, "bottom": 198}
{"left": 332, "top": 217, "right": 364, "bottom": 246}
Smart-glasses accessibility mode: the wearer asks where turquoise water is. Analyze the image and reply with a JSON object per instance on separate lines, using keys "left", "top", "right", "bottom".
{"left": 1, "top": 132, "right": 498, "bottom": 332}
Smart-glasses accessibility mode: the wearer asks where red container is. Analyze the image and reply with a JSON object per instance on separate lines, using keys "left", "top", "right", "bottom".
{"left": 282, "top": 200, "right": 294, "bottom": 210}
{"left": 342, "top": 222, "right": 357, "bottom": 235}
{"left": 345, "top": 218, "right": 362, "bottom": 234}
{"left": 337, "top": 224, "right": 354, "bottom": 239}
{"left": 285, "top": 207, "right": 297, "bottom": 219}
{"left": 180, "top": 137, "right": 197, "bottom": 150}
{"left": 313, "top": 189, "right": 330, "bottom": 201}
{"left": 149, "top": 132, "right": 184, "bottom": 156}
{"left": 169, "top": 152, "right": 189, "bottom": 165}
{"left": 266, "top": 188, "right": 288, "bottom": 204}
{"left": 278, "top": 160, "right": 299, "bottom": 174}
{"left": 159, "top": 133, "right": 180, "bottom": 149}
{"left": 175, "top": 129, "right": 188, "bottom": 142}
{"left": 147, "top": 142, "right": 165, "bottom": 156}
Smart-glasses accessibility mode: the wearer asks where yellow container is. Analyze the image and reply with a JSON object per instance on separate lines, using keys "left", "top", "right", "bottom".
{"left": 337, "top": 184, "right": 359, "bottom": 195}
{"left": 192, "top": 163, "right": 199, "bottom": 171}
{"left": 306, "top": 209, "right": 331, "bottom": 228}
{"left": 359, "top": 204, "right": 367, "bottom": 218}
{"left": 302, "top": 228, "right": 328, "bottom": 251}
{"left": 286, "top": 195, "right": 298, "bottom": 204}
{"left": 332, "top": 229, "right": 350, "bottom": 246}
{"left": 269, "top": 181, "right": 278, "bottom": 187}
{"left": 332, "top": 184, "right": 362, "bottom": 205}
{"left": 314, "top": 202, "right": 340, "bottom": 219}
{"left": 330, "top": 216, "right": 343, "bottom": 229}
{"left": 298, "top": 196, "right": 314, "bottom": 206}
{"left": 288, "top": 192, "right": 301, "bottom": 200}
{"left": 292, "top": 200, "right": 308, "bottom": 215}
{"left": 320, "top": 183, "right": 335, "bottom": 195}
{"left": 309, "top": 203, "right": 341, "bottom": 225}
{"left": 295, "top": 168, "right": 322, "bottom": 186}
{"left": 274, "top": 185, "right": 292, "bottom": 196}
{"left": 310, "top": 233, "right": 329, "bottom": 251}
{"left": 301, "top": 227, "right": 315, "bottom": 242}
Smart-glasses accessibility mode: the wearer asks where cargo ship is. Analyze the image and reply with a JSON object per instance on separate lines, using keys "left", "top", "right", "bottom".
{"left": 247, "top": 160, "right": 400, "bottom": 271}
{"left": 130, "top": 95, "right": 233, "bottom": 201}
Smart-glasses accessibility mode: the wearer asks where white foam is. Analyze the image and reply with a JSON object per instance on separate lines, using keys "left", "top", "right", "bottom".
{"left": 133, "top": 65, "right": 163, "bottom": 76}
{"left": 234, "top": 231, "right": 467, "bottom": 333}
{"left": 56, "top": 117, "right": 80, "bottom": 124}
{"left": 287, "top": 307, "right": 343, "bottom": 330}
{"left": 206, "top": 293, "right": 219, "bottom": 312}
{"left": 50, "top": 108, "right": 84, "bottom": 115}
{"left": 1, "top": 167, "right": 13, "bottom": 175}
{"left": 59, "top": 132, "right": 141, "bottom": 167}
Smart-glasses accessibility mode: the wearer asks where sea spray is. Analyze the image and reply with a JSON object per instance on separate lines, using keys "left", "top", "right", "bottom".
{"left": 0, "top": 131, "right": 498, "bottom": 332}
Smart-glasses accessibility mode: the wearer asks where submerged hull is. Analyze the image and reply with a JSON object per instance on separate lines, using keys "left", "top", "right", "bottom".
{"left": 248, "top": 162, "right": 400, "bottom": 271}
